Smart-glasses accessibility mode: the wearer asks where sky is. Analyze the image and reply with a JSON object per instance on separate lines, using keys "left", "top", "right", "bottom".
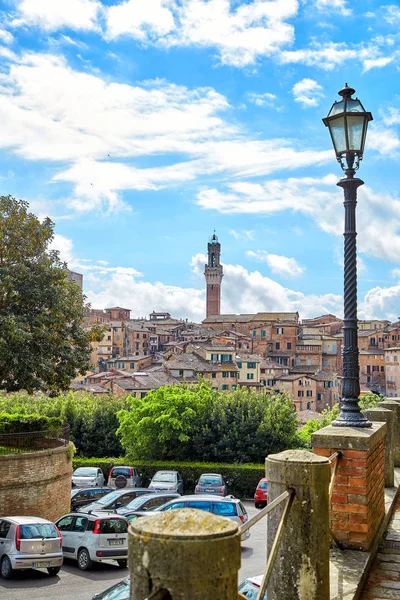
{"left": 1, "top": 0, "right": 400, "bottom": 322}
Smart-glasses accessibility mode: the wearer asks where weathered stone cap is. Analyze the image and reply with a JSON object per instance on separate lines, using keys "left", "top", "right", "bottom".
{"left": 130, "top": 508, "right": 239, "bottom": 539}
{"left": 312, "top": 422, "right": 386, "bottom": 451}
{"left": 266, "top": 449, "right": 330, "bottom": 487}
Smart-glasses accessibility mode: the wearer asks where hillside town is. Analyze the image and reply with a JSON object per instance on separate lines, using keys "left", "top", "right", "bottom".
{"left": 72, "top": 234, "right": 400, "bottom": 424}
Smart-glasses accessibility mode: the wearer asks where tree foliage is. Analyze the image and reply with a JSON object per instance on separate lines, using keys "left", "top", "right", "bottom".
{"left": 0, "top": 195, "right": 97, "bottom": 393}
{"left": 117, "top": 383, "right": 301, "bottom": 463}
{"left": 0, "top": 391, "right": 128, "bottom": 457}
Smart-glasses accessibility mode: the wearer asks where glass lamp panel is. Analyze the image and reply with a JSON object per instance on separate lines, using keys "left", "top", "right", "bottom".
{"left": 346, "top": 115, "right": 365, "bottom": 151}
{"left": 328, "top": 100, "right": 345, "bottom": 117}
{"left": 329, "top": 116, "right": 347, "bottom": 154}
{"left": 346, "top": 99, "right": 363, "bottom": 113}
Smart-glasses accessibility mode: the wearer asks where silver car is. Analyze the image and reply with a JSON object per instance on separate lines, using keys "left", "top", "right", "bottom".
{"left": 195, "top": 473, "right": 228, "bottom": 496}
{"left": 107, "top": 466, "right": 141, "bottom": 489}
{"left": 148, "top": 470, "right": 183, "bottom": 494}
{"left": 56, "top": 513, "right": 128, "bottom": 570}
{"left": 0, "top": 516, "right": 63, "bottom": 579}
{"left": 72, "top": 467, "right": 105, "bottom": 488}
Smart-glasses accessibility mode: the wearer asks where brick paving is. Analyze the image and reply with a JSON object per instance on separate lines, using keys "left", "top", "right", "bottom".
{"left": 361, "top": 495, "right": 400, "bottom": 599}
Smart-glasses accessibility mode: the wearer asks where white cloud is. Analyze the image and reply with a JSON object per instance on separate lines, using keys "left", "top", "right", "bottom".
{"left": 246, "top": 250, "right": 305, "bottom": 277}
{"left": 247, "top": 92, "right": 277, "bottom": 107}
{"left": 391, "top": 268, "right": 400, "bottom": 278}
{"left": 368, "top": 125, "right": 400, "bottom": 155}
{"left": 0, "top": 51, "right": 334, "bottom": 212}
{"left": 11, "top": 0, "right": 102, "bottom": 31}
{"left": 292, "top": 78, "right": 324, "bottom": 107}
{"left": 49, "top": 233, "right": 74, "bottom": 263}
{"left": 383, "top": 5, "right": 400, "bottom": 25}
{"left": 197, "top": 175, "right": 400, "bottom": 264}
{"left": 363, "top": 56, "right": 393, "bottom": 72}
{"left": 315, "top": 0, "right": 351, "bottom": 16}
{"left": 0, "top": 29, "right": 14, "bottom": 44}
{"left": 105, "top": 0, "right": 299, "bottom": 67}
{"left": 360, "top": 283, "right": 400, "bottom": 321}
{"left": 229, "top": 229, "right": 255, "bottom": 240}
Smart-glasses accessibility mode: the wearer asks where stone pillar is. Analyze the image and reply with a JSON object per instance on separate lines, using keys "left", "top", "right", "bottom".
{"left": 378, "top": 400, "right": 400, "bottom": 467}
{"left": 266, "top": 450, "right": 330, "bottom": 600}
{"left": 129, "top": 508, "right": 241, "bottom": 600}
{"left": 363, "top": 407, "right": 394, "bottom": 487}
{"left": 313, "top": 423, "right": 386, "bottom": 551}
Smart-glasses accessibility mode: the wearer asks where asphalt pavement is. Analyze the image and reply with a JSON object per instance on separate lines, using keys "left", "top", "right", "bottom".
{"left": 0, "top": 502, "right": 267, "bottom": 600}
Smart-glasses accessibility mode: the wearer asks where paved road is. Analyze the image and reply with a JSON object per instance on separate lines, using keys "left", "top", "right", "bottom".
{"left": 0, "top": 503, "right": 267, "bottom": 600}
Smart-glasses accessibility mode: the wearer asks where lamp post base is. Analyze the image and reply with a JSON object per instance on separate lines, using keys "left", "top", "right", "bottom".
{"left": 332, "top": 398, "right": 372, "bottom": 428}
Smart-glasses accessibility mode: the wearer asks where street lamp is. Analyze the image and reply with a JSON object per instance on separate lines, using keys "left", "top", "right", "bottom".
{"left": 323, "top": 84, "right": 373, "bottom": 428}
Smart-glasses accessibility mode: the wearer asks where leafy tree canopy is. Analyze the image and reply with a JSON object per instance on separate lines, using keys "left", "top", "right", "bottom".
{"left": 0, "top": 195, "right": 100, "bottom": 393}
{"left": 117, "top": 382, "right": 302, "bottom": 463}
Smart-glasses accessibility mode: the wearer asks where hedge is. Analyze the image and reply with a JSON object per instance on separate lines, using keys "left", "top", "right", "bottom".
{"left": 72, "top": 457, "right": 265, "bottom": 499}
{"left": 0, "top": 413, "right": 63, "bottom": 433}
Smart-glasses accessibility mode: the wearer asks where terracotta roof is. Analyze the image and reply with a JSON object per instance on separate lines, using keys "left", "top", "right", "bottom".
{"left": 289, "top": 365, "right": 320, "bottom": 374}
{"left": 113, "top": 372, "right": 178, "bottom": 390}
{"left": 297, "top": 410, "right": 322, "bottom": 425}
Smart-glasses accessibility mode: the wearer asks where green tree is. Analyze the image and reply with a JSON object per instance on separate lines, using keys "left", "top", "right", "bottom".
{"left": 0, "top": 195, "right": 99, "bottom": 393}
{"left": 117, "top": 383, "right": 301, "bottom": 463}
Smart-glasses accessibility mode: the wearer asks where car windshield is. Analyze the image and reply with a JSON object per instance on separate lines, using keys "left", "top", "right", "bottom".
{"left": 199, "top": 475, "right": 222, "bottom": 485}
{"left": 96, "top": 578, "right": 130, "bottom": 599}
{"left": 111, "top": 468, "right": 131, "bottom": 478}
{"left": 213, "top": 502, "right": 237, "bottom": 516}
{"left": 152, "top": 472, "right": 176, "bottom": 483}
{"left": 74, "top": 468, "right": 97, "bottom": 477}
{"left": 125, "top": 495, "right": 153, "bottom": 510}
{"left": 238, "top": 581, "right": 266, "bottom": 599}
{"left": 258, "top": 481, "right": 268, "bottom": 489}
{"left": 100, "top": 519, "right": 128, "bottom": 534}
{"left": 97, "top": 491, "right": 124, "bottom": 505}
{"left": 19, "top": 523, "right": 58, "bottom": 539}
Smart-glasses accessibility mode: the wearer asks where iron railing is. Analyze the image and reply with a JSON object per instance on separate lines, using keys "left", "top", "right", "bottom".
{"left": 240, "top": 488, "right": 295, "bottom": 600}
{"left": 0, "top": 424, "right": 70, "bottom": 455}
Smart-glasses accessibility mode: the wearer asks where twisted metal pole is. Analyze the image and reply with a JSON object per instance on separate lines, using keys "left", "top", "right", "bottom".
{"left": 332, "top": 164, "right": 371, "bottom": 427}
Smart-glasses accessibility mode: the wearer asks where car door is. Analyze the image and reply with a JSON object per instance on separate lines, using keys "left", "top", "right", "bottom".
{"left": 177, "top": 473, "right": 183, "bottom": 494}
{"left": 70, "top": 516, "right": 89, "bottom": 557}
{"left": 186, "top": 500, "right": 212, "bottom": 513}
{"left": 0, "top": 520, "right": 12, "bottom": 559}
{"left": 160, "top": 501, "right": 185, "bottom": 512}
{"left": 132, "top": 468, "right": 141, "bottom": 487}
{"left": 57, "top": 515, "right": 75, "bottom": 555}
{"left": 97, "top": 469, "right": 105, "bottom": 487}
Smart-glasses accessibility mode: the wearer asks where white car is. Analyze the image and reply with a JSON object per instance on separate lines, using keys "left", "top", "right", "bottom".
{"left": 72, "top": 467, "right": 105, "bottom": 488}
{"left": 0, "top": 516, "right": 63, "bottom": 579}
{"left": 56, "top": 513, "right": 128, "bottom": 570}
{"left": 238, "top": 575, "right": 266, "bottom": 599}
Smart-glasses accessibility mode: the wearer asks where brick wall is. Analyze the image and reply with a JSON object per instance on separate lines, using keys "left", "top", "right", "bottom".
{"left": 0, "top": 445, "right": 72, "bottom": 523}
{"left": 314, "top": 436, "right": 385, "bottom": 551}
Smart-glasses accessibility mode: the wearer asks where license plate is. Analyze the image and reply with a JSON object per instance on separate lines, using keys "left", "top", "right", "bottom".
{"left": 206, "top": 488, "right": 214, "bottom": 493}
{"left": 108, "top": 539, "right": 123, "bottom": 546}
{"left": 32, "top": 562, "right": 51, "bottom": 568}
{"left": 264, "top": 491, "right": 268, "bottom": 495}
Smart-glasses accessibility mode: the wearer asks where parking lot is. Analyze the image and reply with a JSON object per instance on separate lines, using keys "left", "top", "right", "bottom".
{"left": 0, "top": 502, "right": 266, "bottom": 600}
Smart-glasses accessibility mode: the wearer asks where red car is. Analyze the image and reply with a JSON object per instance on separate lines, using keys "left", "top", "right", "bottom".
{"left": 254, "top": 478, "right": 268, "bottom": 508}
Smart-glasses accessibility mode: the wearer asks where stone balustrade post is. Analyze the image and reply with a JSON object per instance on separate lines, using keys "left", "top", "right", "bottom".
{"left": 378, "top": 400, "right": 400, "bottom": 467}
{"left": 363, "top": 407, "right": 394, "bottom": 487}
{"left": 266, "top": 450, "right": 330, "bottom": 600}
{"left": 128, "top": 508, "right": 241, "bottom": 600}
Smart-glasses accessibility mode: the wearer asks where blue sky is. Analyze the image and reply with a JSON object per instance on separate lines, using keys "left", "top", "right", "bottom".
{"left": 1, "top": 0, "right": 400, "bottom": 321}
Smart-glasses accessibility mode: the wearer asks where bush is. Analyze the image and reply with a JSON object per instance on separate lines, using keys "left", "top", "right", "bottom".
{"left": 0, "top": 392, "right": 129, "bottom": 457}
{"left": 72, "top": 457, "right": 265, "bottom": 499}
{"left": 0, "top": 413, "right": 62, "bottom": 433}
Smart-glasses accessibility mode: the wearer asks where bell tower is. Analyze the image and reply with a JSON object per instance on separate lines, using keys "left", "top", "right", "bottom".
{"left": 204, "top": 232, "right": 223, "bottom": 317}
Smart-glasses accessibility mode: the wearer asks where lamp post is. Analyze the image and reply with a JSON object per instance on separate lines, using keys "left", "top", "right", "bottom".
{"left": 322, "top": 84, "right": 373, "bottom": 427}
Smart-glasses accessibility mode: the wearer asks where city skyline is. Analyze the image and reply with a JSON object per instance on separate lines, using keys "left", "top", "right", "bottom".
{"left": 1, "top": 1, "right": 400, "bottom": 321}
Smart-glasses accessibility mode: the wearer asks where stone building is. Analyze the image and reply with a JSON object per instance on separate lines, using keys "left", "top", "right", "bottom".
{"left": 384, "top": 347, "right": 400, "bottom": 397}
{"left": 204, "top": 233, "right": 223, "bottom": 318}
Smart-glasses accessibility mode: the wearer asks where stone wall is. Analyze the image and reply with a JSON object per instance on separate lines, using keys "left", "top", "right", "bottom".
{"left": 0, "top": 445, "right": 72, "bottom": 522}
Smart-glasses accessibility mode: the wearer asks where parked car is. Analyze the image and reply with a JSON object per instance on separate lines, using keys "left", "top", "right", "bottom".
{"left": 71, "top": 487, "right": 114, "bottom": 512}
{"left": 254, "top": 478, "right": 268, "bottom": 509}
{"left": 0, "top": 516, "right": 63, "bottom": 579}
{"left": 72, "top": 467, "right": 105, "bottom": 488}
{"left": 238, "top": 575, "right": 266, "bottom": 599}
{"left": 107, "top": 466, "right": 141, "bottom": 489}
{"left": 77, "top": 488, "right": 154, "bottom": 513}
{"left": 195, "top": 473, "right": 228, "bottom": 496}
{"left": 92, "top": 574, "right": 265, "bottom": 599}
{"left": 56, "top": 513, "right": 128, "bottom": 570}
{"left": 148, "top": 470, "right": 183, "bottom": 494}
{"left": 92, "top": 577, "right": 129, "bottom": 599}
{"left": 116, "top": 493, "right": 181, "bottom": 516}
{"left": 128, "top": 495, "right": 250, "bottom": 541}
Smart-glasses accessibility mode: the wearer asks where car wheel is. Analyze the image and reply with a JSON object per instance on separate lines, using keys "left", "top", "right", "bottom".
{"left": 47, "top": 567, "right": 61, "bottom": 576}
{"left": 255, "top": 502, "right": 261, "bottom": 509}
{"left": 0, "top": 556, "right": 13, "bottom": 580}
{"left": 117, "top": 559, "right": 127, "bottom": 568}
{"left": 77, "top": 548, "right": 92, "bottom": 571}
